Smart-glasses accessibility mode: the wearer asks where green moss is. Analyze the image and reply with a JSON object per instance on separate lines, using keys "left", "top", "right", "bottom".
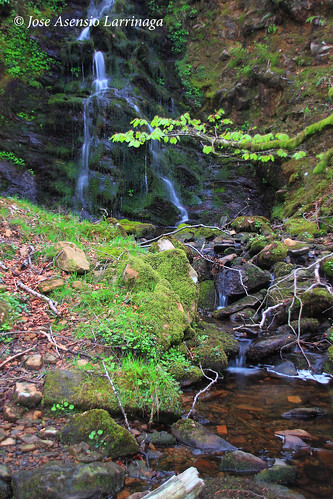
{"left": 231, "top": 216, "right": 273, "bottom": 234}
{"left": 256, "top": 242, "right": 288, "bottom": 269}
{"left": 198, "top": 280, "right": 216, "bottom": 309}
{"left": 60, "top": 409, "right": 139, "bottom": 458}
{"left": 118, "top": 219, "right": 156, "bottom": 238}
{"left": 302, "top": 288, "right": 333, "bottom": 317}
{"left": 255, "top": 465, "right": 297, "bottom": 485}
{"left": 285, "top": 218, "right": 325, "bottom": 237}
{"left": 321, "top": 256, "right": 333, "bottom": 278}
{"left": 248, "top": 236, "right": 273, "bottom": 255}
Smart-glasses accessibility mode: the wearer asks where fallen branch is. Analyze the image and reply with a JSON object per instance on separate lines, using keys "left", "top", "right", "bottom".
{"left": 186, "top": 366, "right": 219, "bottom": 419}
{"left": 143, "top": 467, "right": 204, "bottom": 499}
{"left": 102, "top": 360, "right": 133, "bottom": 435}
{"left": 140, "top": 223, "right": 227, "bottom": 247}
{"left": 15, "top": 279, "right": 60, "bottom": 316}
{"left": 0, "top": 345, "right": 36, "bottom": 369}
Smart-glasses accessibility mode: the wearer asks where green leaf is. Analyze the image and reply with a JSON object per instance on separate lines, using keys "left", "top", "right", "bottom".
{"left": 89, "top": 431, "right": 96, "bottom": 440}
{"left": 97, "top": 429, "right": 103, "bottom": 435}
{"left": 203, "top": 145, "right": 212, "bottom": 154}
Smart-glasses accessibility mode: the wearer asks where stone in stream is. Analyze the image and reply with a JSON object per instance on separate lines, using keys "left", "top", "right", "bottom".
{"left": 12, "top": 461, "right": 125, "bottom": 499}
{"left": 148, "top": 431, "right": 176, "bottom": 447}
{"left": 281, "top": 435, "right": 310, "bottom": 452}
{"left": 171, "top": 419, "right": 236, "bottom": 452}
{"left": 275, "top": 429, "right": 311, "bottom": 439}
{"left": 213, "top": 292, "right": 264, "bottom": 319}
{"left": 246, "top": 334, "right": 294, "bottom": 363}
{"left": 219, "top": 450, "right": 267, "bottom": 473}
{"left": 255, "top": 464, "right": 297, "bottom": 485}
{"left": 281, "top": 407, "right": 327, "bottom": 419}
{"left": 273, "top": 361, "right": 298, "bottom": 376}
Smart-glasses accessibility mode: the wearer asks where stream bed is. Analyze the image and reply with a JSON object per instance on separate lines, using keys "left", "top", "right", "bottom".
{"left": 125, "top": 368, "right": 333, "bottom": 499}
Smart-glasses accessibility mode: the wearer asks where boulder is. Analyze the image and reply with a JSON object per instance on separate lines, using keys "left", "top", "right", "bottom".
{"left": 247, "top": 334, "right": 294, "bottom": 363}
{"left": 148, "top": 431, "right": 176, "bottom": 447}
{"left": 219, "top": 450, "right": 268, "bottom": 473}
{"left": 54, "top": 241, "right": 89, "bottom": 274}
{"left": 255, "top": 465, "right": 297, "bottom": 485}
{"left": 61, "top": 409, "right": 139, "bottom": 458}
{"left": 171, "top": 419, "right": 236, "bottom": 452}
{"left": 301, "top": 288, "right": 333, "bottom": 317}
{"left": 282, "top": 435, "right": 310, "bottom": 451}
{"left": 213, "top": 292, "right": 264, "bottom": 319}
{"left": 273, "top": 361, "right": 297, "bottom": 376}
{"left": 256, "top": 242, "right": 288, "bottom": 269}
{"left": 281, "top": 407, "right": 327, "bottom": 419}
{"left": 215, "top": 264, "right": 270, "bottom": 299}
{"left": 0, "top": 478, "right": 10, "bottom": 499}
{"left": 321, "top": 256, "right": 333, "bottom": 279}
{"left": 13, "top": 382, "right": 43, "bottom": 408}
{"left": 38, "top": 277, "right": 65, "bottom": 294}
{"left": 118, "top": 219, "right": 156, "bottom": 238}
{"left": 12, "top": 461, "right": 125, "bottom": 499}
{"left": 231, "top": 216, "right": 273, "bottom": 234}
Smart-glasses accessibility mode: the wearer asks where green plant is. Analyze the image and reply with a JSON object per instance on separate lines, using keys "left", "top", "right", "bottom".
{"left": 88, "top": 429, "right": 106, "bottom": 448}
{"left": 267, "top": 24, "right": 277, "bottom": 34}
{"left": 306, "top": 16, "right": 325, "bottom": 26}
{"left": 51, "top": 401, "right": 75, "bottom": 413}
{"left": 0, "top": 151, "right": 25, "bottom": 167}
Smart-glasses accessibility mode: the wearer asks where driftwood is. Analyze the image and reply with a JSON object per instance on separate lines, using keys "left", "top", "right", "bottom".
{"left": 143, "top": 467, "right": 204, "bottom": 499}
{"left": 15, "top": 279, "right": 60, "bottom": 316}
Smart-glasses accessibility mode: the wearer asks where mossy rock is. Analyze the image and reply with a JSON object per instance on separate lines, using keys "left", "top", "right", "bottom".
{"left": 43, "top": 369, "right": 181, "bottom": 421}
{"left": 284, "top": 218, "right": 325, "bottom": 238}
{"left": 60, "top": 409, "right": 139, "bottom": 458}
{"left": 198, "top": 280, "right": 216, "bottom": 309}
{"left": 255, "top": 465, "right": 297, "bottom": 485}
{"left": 256, "top": 242, "right": 288, "bottom": 269}
{"left": 273, "top": 262, "right": 295, "bottom": 278}
{"left": 171, "top": 418, "right": 235, "bottom": 452}
{"left": 219, "top": 450, "right": 267, "bottom": 473}
{"left": 231, "top": 216, "right": 273, "bottom": 234}
{"left": 118, "top": 219, "right": 156, "bottom": 238}
{"left": 321, "top": 256, "right": 333, "bottom": 279}
{"left": 192, "top": 323, "right": 239, "bottom": 373}
{"left": 301, "top": 288, "right": 333, "bottom": 317}
{"left": 167, "top": 362, "right": 202, "bottom": 386}
{"left": 324, "top": 345, "right": 333, "bottom": 374}
{"left": 248, "top": 235, "right": 273, "bottom": 255}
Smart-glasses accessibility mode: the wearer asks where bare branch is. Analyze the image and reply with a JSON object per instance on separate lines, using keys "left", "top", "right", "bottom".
{"left": 15, "top": 279, "right": 60, "bottom": 316}
{"left": 186, "top": 366, "right": 218, "bottom": 419}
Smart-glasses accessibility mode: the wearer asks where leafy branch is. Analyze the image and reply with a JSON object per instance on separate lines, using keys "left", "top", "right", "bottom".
{"left": 111, "top": 109, "right": 333, "bottom": 171}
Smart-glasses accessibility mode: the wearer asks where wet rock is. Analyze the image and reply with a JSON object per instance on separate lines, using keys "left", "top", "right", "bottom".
{"left": 148, "top": 431, "right": 176, "bottom": 447}
{"left": 215, "top": 264, "right": 271, "bottom": 299}
{"left": 171, "top": 419, "right": 236, "bottom": 452}
{"left": 255, "top": 464, "right": 297, "bottom": 485}
{"left": 229, "top": 307, "right": 256, "bottom": 322}
{"left": 54, "top": 241, "right": 90, "bottom": 274}
{"left": 219, "top": 450, "right": 268, "bottom": 473}
{"left": 281, "top": 407, "right": 328, "bottom": 419}
{"left": 12, "top": 461, "right": 125, "bottom": 499}
{"left": 246, "top": 334, "right": 294, "bottom": 363}
{"left": 3, "top": 403, "right": 25, "bottom": 422}
{"left": 276, "top": 318, "right": 320, "bottom": 338}
{"left": 0, "top": 160, "right": 36, "bottom": 203}
{"left": 191, "top": 258, "right": 212, "bottom": 282}
{"left": 127, "top": 460, "right": 154, "bottom": 480}
{"left": 25, "top": 354, "right": 42, "bottom": 370}
{"left": 321, "top": 256, "right": 333, "bottom": 279}
{"left": 301, "top": 288, "right": 333, "bottom": 317}
{"left": 38, "top": 277, "right": 65, "bottom": 294}
{"left": 282, "top": 435, "right": 310, "bottom": 452}
{"left": 273, "top": 361, "right": 298, "bottom": 376}
{"left": 60, "top": 409, "right": 139, "bottom": 458}
{"left": 13, "top": 382, "right": 43, "bottom": 408}
{"left": 213, "top": 292, "right": 264, "bottom": 319}
{"left": 256, "top": 242, "right": 288, "bottom": 269}
{"left": 275, "top": 429, "right": 311, "bottom": 440}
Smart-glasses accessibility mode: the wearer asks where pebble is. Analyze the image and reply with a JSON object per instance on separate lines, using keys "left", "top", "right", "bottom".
{"left": 19, "top": 444, "right": 36, "bottom": 453}
{"left": 25, "top": 354, "right": 43, "bottom": 370}
{"left": 0, "top": 438, "right": 16, "bottom": 447}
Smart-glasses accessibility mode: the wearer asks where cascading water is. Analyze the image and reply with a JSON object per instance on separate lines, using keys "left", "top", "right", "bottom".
{"left": 160, "top": 177, "right": 188, "bottom": 225}
{"left": 216, "top": 269, "right": 228, "bottom": 309}
{"left": 78, "top": 0, "right": 115, "bottom": 41}
{"left": 92, "top": 51, "right": 108, "bottom": 93}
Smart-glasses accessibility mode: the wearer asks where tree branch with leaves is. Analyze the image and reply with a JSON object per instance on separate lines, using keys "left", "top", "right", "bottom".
{"left": 111, "top": 109, "right": 333, "bottom": 172}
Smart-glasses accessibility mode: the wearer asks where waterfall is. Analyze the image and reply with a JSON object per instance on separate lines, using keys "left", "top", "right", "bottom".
{"left": 77, "top": 0, "right": 115, "bottom": 41}
{"left": 216, "top": 269, "right": 228, "bottom": 309}
{"left": 160, "top": 177, "right": 188, "bottom": 224}
{"left": 76, "top": 99, "right": 92, "bottom": 208}
{"left": 93, "top": 51, "right": 108, "bottom": 93}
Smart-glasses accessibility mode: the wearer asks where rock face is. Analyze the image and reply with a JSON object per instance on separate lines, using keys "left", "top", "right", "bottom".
{"left": 13, "top": 382, "right": 42, "bottom": 408}
{"left": 60, "top": 409, "right": 139, "bottom": 458}
{"left": 171, "top": 419, "right": 236, "bottom": 452}
{"left": 11, "top": 461, "right": 125, "bottom": 499}
{"left": 54, "top": 241, "right": 90, "bottom": 274}
{"left": 219, "top": 450, "right": 268, "bottom": 473}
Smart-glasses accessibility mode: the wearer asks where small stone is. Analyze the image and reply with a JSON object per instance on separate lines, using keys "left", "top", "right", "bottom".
{"left": 275, "top": 429, "right": 311, "bottom": 440}
{"left": 3, "top": 404, "right": 25, "bottom": 422}
{"left": 282, "top": 435, "right": 310, "bottom": 451}
{"left": 38, "top": 277, "right": 65, "bottom": 294}
{"left": 44, "top": 353, "right": 57, "bottom": 364}
{"left": 76, "top": 359, "right": 89, "bottom": 367}
{"left": 54, "top": 241, "right": 90, "bottom": 274}
{"left": 19, "top": 444, "right": 36, "bottom": 453}
{"left": 13, "top": 382, "right": 43, "bottom": 408}
{"left": 39, "top": 427, "right": 59, "bottom": 438}
{"left": 148, "top": 431, "right": 176, "bottom": 447}
{"left": 71, "top": 280, "right": 85, "bottom": 290}
{"left": 287, "top": 396, "right": 302, "bottom": 404}
{"left": 157, "top": 238, "right": 175, "bottom": 252}
{"left": 0, "top": 438, "right": 16, "bottom": 447}
{"left": 40, "top": 440, "right": 54, "bottom": 448}
{"left": 219, "top": 450, "right": 268, "bottom": 473}
{"left": 216, "top": 425, "right": 228, "bottom": 436}
{"left": 25, "top": 355, "right": 42, "bottom": 370}
{"left": 0, "top": 428, "right": 7, "bottom": 442}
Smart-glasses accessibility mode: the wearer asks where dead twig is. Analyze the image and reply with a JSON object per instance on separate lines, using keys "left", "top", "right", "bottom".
{"left": 186, "top": 365, "right": 219, "bottom": 419}
{"left": 0, "top": 345, "right": 36, "bottom": 369}
{"left": 15, "top": 279, "right": 60, "bottom": 316}
{"left": 102, "top": 360, "right": 133, "bottom": 435}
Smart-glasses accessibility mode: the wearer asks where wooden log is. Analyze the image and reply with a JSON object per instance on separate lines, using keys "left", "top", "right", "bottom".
{"left": 143, "top": 467, "right": 204, "bottom": 499}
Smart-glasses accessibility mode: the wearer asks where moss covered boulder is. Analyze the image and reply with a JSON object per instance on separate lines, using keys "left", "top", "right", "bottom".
{"left": 256, "top": 242, "right": 288, "bottom": 269}
{"left": 248, "top": 235, "right": 273, "bottom": 255}
{"left": 12, "top": 461, "right": 125, "bottom": 499}
{"left": 301, "top": 288, "right": 333, "bottom": 317}
{"left": 43, "top": 368, "right": 181, "bottom": 421}
{"left": 321, "top": 256, "right": 333, "bottom": 279}
{"left": 171, "top": 419, "right": 236, "bottom": 452}
{"left": 285, "top": 218, "right": 324, "bottom": 238}
{"left": 255, "top": 465, "right": 297, "bottom": 485}
{"left": 231, "top": 216, "right": 273, "bottom": 234}
{"left": 191, "top": 323, "right": 239, "bottom": 373}
{"left": 213, "top": 292, "right": 264, "bottom": 319}
{"left": 247, "top": 334, "right": 294, "bottom": 363}
{"left": 121, "top": 249, "right": 198, "bottom": 347}
{"left": 118, "top": 219, "right": 156, "bottom": 238}
{"left": 198, "top": 280, "right": 216, "bottom": 309}
{"left": 60, "top": 409, "right": 139, "bottom": 458}
{"left": 219, "top": 450, "right": 268, "bottom": 473}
